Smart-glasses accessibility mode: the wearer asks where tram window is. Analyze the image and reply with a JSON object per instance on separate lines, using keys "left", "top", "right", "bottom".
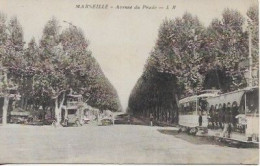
{"left": 190, "top": 102, "right": 195, "bottom": 114}
{"left": 180, "top": 105, "right": 184, "bottom": 112}
{"left": 223, "top": 103, "right": 226, "bottom": 110}
{"left": 232, "top": 102, "right": 238, "bottom": 108}
{"left": 68, "top": 109, "right": 77, "bottom": 115}
{"left": 209, "top": 105, "right": 214, "bottom": 114}
{"left": 247, "top": 99, "right": 258, "bottom": 114}
{"left": 232, "top": 101, "right": 239, "bottom": 119}
{"left": 218, "top": 104, "right": 222, "bottom": 112}
{"left": 184, "top": 106, "right": 187, "bottom": 113}
{"left": 189, "top": 103, "right": 192, "bottom": 112}
{"left": 227, "top": 102, "right": 231, "bottom": 107}
{"left": 179, "top": 105, "right": 184, "bottom": 114}
{"left": 246, "top": 90, "right": 259, "bottom": 114}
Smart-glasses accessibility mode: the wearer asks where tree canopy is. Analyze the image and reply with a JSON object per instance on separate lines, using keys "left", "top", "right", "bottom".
{"left": 0, "top": 15, "right": 122, "bottom": 120}
{"left": 128, "top": 6, "right": 259, "bottom": 123}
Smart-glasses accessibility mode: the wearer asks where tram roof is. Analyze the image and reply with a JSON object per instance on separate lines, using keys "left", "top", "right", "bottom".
{"left": 67, "top": 94, "right": 83, "bottom": 98}
{"left": 179, "top": 92, "right": 219, "bottom": 104}
{"left": 207, "top": 86, "right": 258, "bottom": 107}
{"left": 178, "top": 86, "right": 258, "bottom": 105}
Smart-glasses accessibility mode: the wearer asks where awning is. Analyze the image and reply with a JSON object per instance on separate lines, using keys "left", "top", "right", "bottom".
{"left": 179, "top": 93, "right": 219, "bottom": 105}
{"left": 10, "top": 111, "right": 30, "bottom": 116}
{"left": 67, "top": 94, "right": 83, "bottom": 97}
{"left": 207, "top": 90, "right": 245, "bottom": 107}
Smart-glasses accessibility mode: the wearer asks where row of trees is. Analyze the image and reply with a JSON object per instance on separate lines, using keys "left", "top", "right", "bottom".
{"left": 128, "top": 6, "right": 259, "bottom": 124}
{"left": 0, "top": 15, "right": 122, "bottom": 125}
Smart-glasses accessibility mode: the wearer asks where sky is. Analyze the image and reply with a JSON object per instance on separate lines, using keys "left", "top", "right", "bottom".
{"left": 0, "top": 0, "right": 257, "bottom": 110}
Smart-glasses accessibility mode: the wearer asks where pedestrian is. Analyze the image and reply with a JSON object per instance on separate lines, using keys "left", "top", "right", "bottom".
{"left": 227, "top": 123, "right": 232, "bottom": 138}
{"left": 110, "top": 114, "right": 114, "bottom": 125}
{"left": 214, "top": 105, "right": 219, "bottom": 129}
{"left": 221, "top": 110, "right": 228, "bottom": 137}
{"left": 222, "top": 104, "right": 231, "bottom": 138}
{"left": 127, "top": 114, "right": 131, "bottom": 125}
{"left": 52, "top": 117, "right": 57, "bottom": 128}
{"left": 64, "top": 117, "right": 68, "bottom": 126}
{"left": 150, "top": 113, "right": 153, "bottom": 126}
{"left": 221, "top": 104, "right": 226, "bottom": 129}
{"left": 218, "top": 104, "right": 223, "bottom": 129}
{"left": 222, "top": 119, "right": 228, "bottom": 137}
{"left": 226, "top": 104, "right": 232, "bottom": 138}
{"left": 199, "top": 112, "right": 202, "bottom": 126}
{"left": 232, "top": 103, "right": 239, "bottom": 129}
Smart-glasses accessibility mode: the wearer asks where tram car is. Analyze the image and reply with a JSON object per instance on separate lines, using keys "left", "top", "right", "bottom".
{"left": 178, "top": 87, "right": 259, "bottom": 141}
{"left": 61, "top": 94, "right": 85, "bottom": 126}
{"left": 178, "top": 90, "right": 220, "bottom": 133}
{"left": 206, "top": 86, "right": 259, "bottom": 142}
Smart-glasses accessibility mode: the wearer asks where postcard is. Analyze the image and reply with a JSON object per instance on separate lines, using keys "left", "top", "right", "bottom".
{"left": 0, "top": 0, "right": 258, "bottom": 164}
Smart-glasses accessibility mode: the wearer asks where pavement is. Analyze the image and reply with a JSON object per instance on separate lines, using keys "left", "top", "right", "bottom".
{"left": 207, "top": 129, "right": 248, "bottom": 141}
{"left": 0, "top": 124, "right": 258, "bottom": 164}
{"left": 195, "top": 128, "right": 259, "bottom": 147}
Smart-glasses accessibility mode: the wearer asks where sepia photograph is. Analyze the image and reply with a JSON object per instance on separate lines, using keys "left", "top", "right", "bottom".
{"left": 0, "top": 0, "right": 259, "bottom": 164}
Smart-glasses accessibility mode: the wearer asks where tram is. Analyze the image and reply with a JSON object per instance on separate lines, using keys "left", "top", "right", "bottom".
{"left": 61, "top": 94, "right": 85, "bottom": 126}
{"left": 178, "top": 86, "right": 259, "bottom": 142}
{"left": 178, "top": 90, "right": 220, "bottom": 131}
{"left": 206, "top": 86, "right": 259, "bottom": 142}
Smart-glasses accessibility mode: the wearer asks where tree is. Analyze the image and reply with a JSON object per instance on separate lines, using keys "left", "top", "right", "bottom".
{"left": 0, "top": 14, "right": 122, "bottom": 126}
{"left": 0, "top": 15, "right": 24, "bottom": 124}
{"left": 34, "top": 18, "right": 122, "bottom": 125}
{"left": 128, "top": 7, "right": 259, "bottom": 123}
{"left": 247, "top": 5, "right": 259, "bottom": 86}
{"left": 153, "top": 13, "right": 208, "bottom": 95}
{"left": 206, "top": 9, "right": 249, "bottom": 91}
{"left": 60, "top": 25, "right": 122, "bottom": 112}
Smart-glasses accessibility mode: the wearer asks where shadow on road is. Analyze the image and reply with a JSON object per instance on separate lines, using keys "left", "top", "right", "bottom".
{"left": 158, "top": 129, "right": 218, "bottom": 145}
{"left": 157, "top": 129, "right": 258, "bottom": 149}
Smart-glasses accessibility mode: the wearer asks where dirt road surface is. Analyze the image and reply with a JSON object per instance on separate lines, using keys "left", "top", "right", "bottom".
{"left": 0, "top": 124, "right": 258, "bottom": 164}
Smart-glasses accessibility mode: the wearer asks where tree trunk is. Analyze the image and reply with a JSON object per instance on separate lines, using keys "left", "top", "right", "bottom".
{"left": 24, "top": 98, "right": 28, "bottom": 110}
{"left": 2, "top": 96, "right": 9, "bottom": 125}
{"left": 54, "top": 93, "right": 65, "bottom": 127}
{"left": 20, "top": 97, "right": 24, "bottom": 109}
{"left": 54, "top": 98, "right": 62, "bottom": 126}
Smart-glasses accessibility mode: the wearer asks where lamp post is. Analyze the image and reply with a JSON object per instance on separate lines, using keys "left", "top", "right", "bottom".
{"left": 248, "top": 19, "right": 253, "bottom": 87}
{"left": 63, "top": 20, "right": 77, "bottom": 29}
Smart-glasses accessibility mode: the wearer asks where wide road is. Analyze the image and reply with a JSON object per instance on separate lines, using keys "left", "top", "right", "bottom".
{"left": 0, "top": 124, "right": 258, "bottom": 164}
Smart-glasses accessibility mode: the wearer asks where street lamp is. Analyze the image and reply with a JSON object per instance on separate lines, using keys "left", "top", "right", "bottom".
{"left": 246, "top": 18, "right": 253, "bottom": 87}
{"left": 63, "top": 20, "right": 77, "bottom": 29}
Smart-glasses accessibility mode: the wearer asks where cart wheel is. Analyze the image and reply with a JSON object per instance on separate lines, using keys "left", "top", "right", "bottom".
{"left": 189, "top": 127, "right": 198, "bottom": 135}
{"left": 52, "top": 120, "right": 56, "bottom": 127}
{"left": 75, "top": 120, "right": 80, "bottom": 127}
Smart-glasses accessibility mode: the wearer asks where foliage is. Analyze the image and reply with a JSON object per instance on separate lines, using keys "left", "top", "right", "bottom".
{"left": 0, "top": 15, "right": 122, "bottom": 119}
{"left": 128, "top": 6, "right": 259, "bottom": 121}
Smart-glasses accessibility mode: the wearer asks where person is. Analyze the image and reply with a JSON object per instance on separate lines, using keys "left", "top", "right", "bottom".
{"left": 232, "top": 103, "right": 239, "bottom": 130}
{"left": 212, "top": 107, "right": 216, "bottom": 129}
{"left": 218, "top": 105, "right": 223, "bottom": 129}
{"left": 214, "top": 105, "right": 219, "bottom": 128}
{"left": 222, "top": 116, "right": 228, "bottom": 137}
{"left": 110, "top": 114, "right": 114, "bottom": 125}
{"left": 221, "top": 104, "right": 226, "bottom": 129}
{"left": 222, "top": 104, "right": 231, "bottom": 138}
{"left": 150, "top": 113, "right": 153, "bottom": 126}
{"left": 64, "top": 117, "right": 68, "bottom": 126}
{"left": 199, "top": 112, "right": 202, "bottom": 126}
{"left": 127, "top": 114, "right": 131, "bottom": 124}
{"left": 209, "top": 106, "right": 213, "bottom": 129}
{"left": 227, "top": 122, "right": 232, "bottom": 138}
{"left": 226, "top": 104, "right": 232, "bottom": 138}
{"left": 52, "top": 117, "right": 57, "bottom": 128}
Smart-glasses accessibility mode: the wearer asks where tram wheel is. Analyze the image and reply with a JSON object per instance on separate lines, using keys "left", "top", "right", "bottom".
{"left": 75, "top": 120, "right": 80, "bottom": 127}
{"left": 189, "top": 127, "right": 198, "bottom": 135}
